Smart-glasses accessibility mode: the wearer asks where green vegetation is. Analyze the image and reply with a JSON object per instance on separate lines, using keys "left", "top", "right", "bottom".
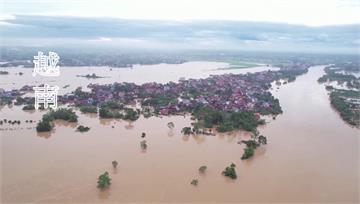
{"left": 318, "top": 64, "right": 360, "bottom": 89}
{"left": 22, "top": 104, "right": 35, "bottom": 110}
{"left": 329, "top": 89, "right": 360, "bottom": 127}
{"left": 258, "top": 135, "right": 267, "bottom": 145}
{"left": 99, "top": 101, "right": 139, "bottom": 121}
{"left": 73, "top": 87, "right": 92, "bottom": 99}
{"left": 279, "top": 68, "right": 308, "bottom": 83}
{"left": 181, "top": 127, "right": 193, "bottom": 135}
{"left": 79, "top": 105, "right": 97, "bottom": 113}
{"left": 220, "top": 60, "right": 259, "bottom": 69}
{"left": 36, "top": 108, "right": 78, "bottom": 132}
{"left": 241, "top": 130, "right": 268, "bottom": 160}
{"left": 192, "top": 106, "right": 264, "bottom": 132}
{"left": 77, "top": 125, "right": 90, "bottom": 132}
{"left": 142, "top": 94, "right": 178, "bottom": 108}
{"left": 253, "top": 92, "right": 283, "bottom": 115}
{"left": 42, "top": 108, "right": 78, "bottom": 122}
{"left": 99, "top": 107, "right": 120, "bottom": 118}
{"left": 167, "top": 122, "right": 175, "bottom": 129}
{"left": 99, "top": 101, "right": 125, "bottom": 118}
{"left": 102, "top": 100, "right": 124, "bottom": 109}
{"left": 0, "top": 96, "right": 12, "bottom": 106}
{"left": 199, "top": 166, "right": 207, "bottom": 173}
{"left": 112, "top": 160, "right": 118, "bottom": 168}
{"left": 97, "top": 172, "right": 111, "bottom": 189}
{"left": 140, "top": 140, "right": 147, "bottom": 149}
{"left": 222, "top": 163, "right": 237, "bottom": 179}
{"left": 190, "top": 179, "right": 199, "bottom": 186}
{"left": 318, "top": 63, "right": 360, "bottom": 126}
{"left": 123, "top": 108, "right": 140, "bottom": 121}
{"left": 36, "top": 120, "right": 52, "bottom": 132}
{"left": 241, "top": 147, "right": 255, "bottom": 160}
{"left": 14, "top": 97, "right": 26, "bottom": 105}
{"left": 287, "top": 76, "right": 296, "bottom": 82}
{"left": 79, "top": 73, "right": 104, "bottom": 79}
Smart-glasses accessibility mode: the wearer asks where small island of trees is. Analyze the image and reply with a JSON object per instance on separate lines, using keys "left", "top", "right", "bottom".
{"left": 79, "top": 105, "right": 98, "bottom": 114}
{"left": 241, "top": 130, "right": 267, "bottom": 160}
{"left": 76, "top": 125, "right": 90, "bottom": 132}
{"left": 222, "top": 163, "right": 237, "bottom": 179}
{"left": 112, "top": 160, "right": 118, "bottom": 168}
{"left": 22, "top": 104, "right": 35, "bottom": 110}
{"left": 199, "top": 165, "right": 207, "bottom": 173}
{"left": 97, "top": 172, "right": 111, "bottom": 189}
{"left": 36, "top": 108, "right": 78, "bottom": 132}
{"left": 192, "top": 106, "right": 265, "bottom": 133}
{"left": 99, "top": 100, "right": 140, "bottom": 121}
{"left": 190, "top": 179, "right": 199, "bottom": 186}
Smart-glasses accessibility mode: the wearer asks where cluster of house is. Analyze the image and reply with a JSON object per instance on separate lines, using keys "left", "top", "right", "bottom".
{"left": 0, "top": 85, "right": 37, "bottom": 105}
{"left": 57, "top": 67, "right": 305, "bottom": 115}
{"left": 1, "top": 64, "right": 310, "bottom": 116}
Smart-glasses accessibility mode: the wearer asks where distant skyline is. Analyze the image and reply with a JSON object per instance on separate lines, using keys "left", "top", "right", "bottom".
{"left": 2, "top": 0, "right": 360, "bottom": 26}
{"left": 1, "top": 0, "right": 359, "bottom": 54}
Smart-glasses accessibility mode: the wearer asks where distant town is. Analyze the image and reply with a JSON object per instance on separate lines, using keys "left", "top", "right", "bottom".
{"left": 0, "top": 63, "right": 311, "bottom": 132}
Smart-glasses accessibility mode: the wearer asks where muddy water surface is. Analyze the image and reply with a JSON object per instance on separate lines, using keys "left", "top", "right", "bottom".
{"left": 0, "top": 65, "right": 359, "bottom": 203}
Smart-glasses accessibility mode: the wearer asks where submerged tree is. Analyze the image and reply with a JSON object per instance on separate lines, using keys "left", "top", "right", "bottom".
{"left": 167, "top": 122, "right": 175, "bottom": 129}
{"left": 199, "top": 165, "right": 207, "bottom": 173}
{"left": 76, "top": 125, "right": 90, "bottom": 132}
{"left": 222, "top": 163, "right": 237, "bottom": 179}
{"left": 141, "top": 132, "right": 146, "bottom": 138}
{"left": 36, "top": 120, "right": 52, "bottom": 132}
{"left": 140, "top": 140, "right": 147, "bottom": 149}
{"left": 112, "top": 160, "right": 118, "bottom": 168}
{"left": 97, "top": 172, "right": 111, "bottom": 189}
{"left": 241, "top": 147, "right": 255, "bottom": 160}
{"left": 181, "top": 127, "right": 192, "bottom": 135}
{"left": 190, "top": 179, "right": 199, "bottom": 186}
{"left": 241, "top": 130, "right": 268, "bottom": 160}
{"left": 258, "top": 135, "right": 267, "bottom": 145}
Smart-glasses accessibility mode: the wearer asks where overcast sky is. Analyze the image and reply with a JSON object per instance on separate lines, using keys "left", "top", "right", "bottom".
{"left": 2, "top": 0, "right": 360, "bottom": 26}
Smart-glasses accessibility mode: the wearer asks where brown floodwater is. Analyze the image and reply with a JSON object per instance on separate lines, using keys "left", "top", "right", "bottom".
{"left": 0, "top": 64, "right": 359, "bottom": 203}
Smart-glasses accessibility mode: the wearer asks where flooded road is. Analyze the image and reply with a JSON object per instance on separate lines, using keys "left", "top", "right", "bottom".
{"left": 0, "top": 65, "right": 359, "bottom": 203}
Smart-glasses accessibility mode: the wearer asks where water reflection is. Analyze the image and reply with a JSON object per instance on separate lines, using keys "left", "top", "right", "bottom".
{"left": 167, "top": 129, "right": 174, "bottom": 137}
{"left": 36, "top": 131, "right": 52, "bottom": 139}
{"left": 82, "top": 113, "right": 97, "bottom": 118}
{"left": 99, "top": 119, "right": 116, "bottom": 126}
{"left": 98, "top": 189, "right": 111, "bottom": 200}
{"left": 125, "top": 122, "right": 134, "bottom": 129}
{"left": 182, "top": 134, "right": 190, "bottom": 141}
{"left": 192, "top": 134, "right": 206, "bottom": 144}
{"left": 54, "top": 120, "right": 78, "bottom": 128}
{"left": 112, "top": 168, "right": 118, "bottom": 175}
